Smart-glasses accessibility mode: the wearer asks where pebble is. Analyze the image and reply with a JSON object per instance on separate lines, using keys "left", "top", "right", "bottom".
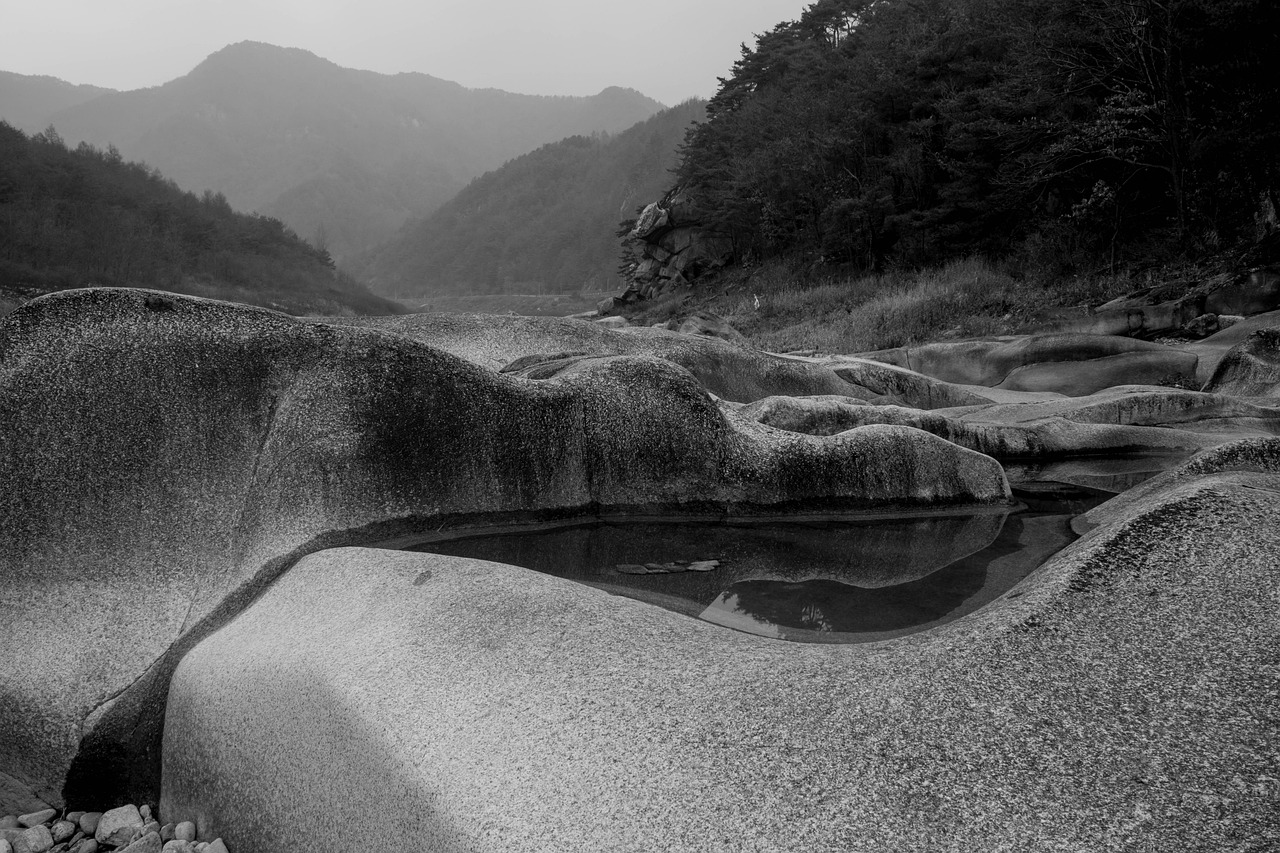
{"left": 0, "top": 807, "right": 224, "bottom": 853}
{"left": 118, "top": 832, "right": 160, "bottom": 853}
{"left": 94, "top": 807, "right": 142, "bottom": 848}
{"left": 18, "top": 824, "right": 54, "bottom": 853}
{"left": 17, "top": 813, "right": 56, "bottom": 830}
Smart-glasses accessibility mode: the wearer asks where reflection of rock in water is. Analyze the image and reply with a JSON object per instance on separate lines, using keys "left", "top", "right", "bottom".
{"left": 422, "top": 509, "right": 1010, "bottom": 604}
{"left": 700, "top": 510, "right": 1086, "bottom": 641}
{"left": 1005, "top": 454, "right": 1190, "bottom": 494}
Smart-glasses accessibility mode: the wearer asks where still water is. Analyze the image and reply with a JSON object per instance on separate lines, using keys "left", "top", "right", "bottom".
{"left": 408, "top": 478, "right": 1121, "bottom": 644}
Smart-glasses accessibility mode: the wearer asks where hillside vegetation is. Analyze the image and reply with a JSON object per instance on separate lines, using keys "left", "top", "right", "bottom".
{"left": 0, "top": 121, "right": 399, "bottom": 316}
{"left": 359, "top": 100, "right": 705, "bottom": 297}
{"left": 665, "top": 0, "right": 1278, "bottom": 278}
{"left": 37, "top": 42, "right": 665, "bottom": 261}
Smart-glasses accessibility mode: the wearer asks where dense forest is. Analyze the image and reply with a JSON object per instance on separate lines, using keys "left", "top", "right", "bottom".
{"left": 668, "top": 0, "right": 1280, "bottom": 277}
{"left": 0, "top": 121, "right": 398, "bottom": 315}
{"left": 360, "top": 99, "right": 705, "bottom": 296}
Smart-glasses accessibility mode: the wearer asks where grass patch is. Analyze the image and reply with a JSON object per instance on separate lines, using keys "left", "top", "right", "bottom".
{"left": 627, "top": 256, "right": 1141, "bottom": 354}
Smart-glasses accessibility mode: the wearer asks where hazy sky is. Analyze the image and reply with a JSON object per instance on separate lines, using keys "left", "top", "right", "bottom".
{"left": 1, "top": 0, "right": 808, "bottom": 105}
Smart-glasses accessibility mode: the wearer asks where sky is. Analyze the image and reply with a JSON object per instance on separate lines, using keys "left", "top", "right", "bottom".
{"left": 0, "top": 0, "right": 809, "bottom": 106}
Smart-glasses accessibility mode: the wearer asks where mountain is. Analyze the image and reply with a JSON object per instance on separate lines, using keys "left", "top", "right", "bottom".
{"left": 356, "top": 99, "right": 706, "bottom": 297}
{"left": 0, "top": 71, "right": 114, "bottom": 133}
{"left": 0, "top": 121, "right": 401, "bottom": 316}
{"left": 40, "top": 42, "right": 666, "bottom": 262}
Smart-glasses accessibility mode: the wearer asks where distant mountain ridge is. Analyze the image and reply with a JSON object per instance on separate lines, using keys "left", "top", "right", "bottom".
{"left": 25, "top": 42, "right": 665, "bottom": 261}
{"left": 0, "top": 71, "right": 114, "bottom": 132}
{"left": 357, "top": 99, "right": 706, "bottom": 297}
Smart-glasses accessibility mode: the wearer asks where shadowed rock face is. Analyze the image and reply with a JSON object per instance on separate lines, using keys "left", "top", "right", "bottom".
{"left": 1203, "top": 328, "right": 1280, "bottom": 397}
{"left": 159, "top": 439, "right": 1280, "bottom": 852}
{"left": 0, "top": 288, "right": 1009, "bottom": 813}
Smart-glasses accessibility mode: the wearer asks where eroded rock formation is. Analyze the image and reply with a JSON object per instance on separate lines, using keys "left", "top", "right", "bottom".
{"left": 0, "top": 288, "right": 1008, "bottom": 813}
{"left": 158, "top": 439, "right": 1280, "bottom": 852}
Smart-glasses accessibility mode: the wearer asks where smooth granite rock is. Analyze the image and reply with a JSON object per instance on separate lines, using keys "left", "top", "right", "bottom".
{"left": 14, "top": 815, "right": 51, "bottom": 832}
{"left": 160, "top": 439, "right": 1280, "bottom": 851}
{"left": 735, "top": 394, "right": 1223, "bottom": 458}
{"left": 13, "top": 825, "right": 51, "bottom": 853}
{"left": 0, "top": 288, "right": 1008, "bottom": 812}
{"left": 94, "top": 806, "right": 142, "bottom": 847}
{"left": 1202, "top": 328, "right": 1280, "bottom": 397}
{"left": 862, "top": 332, "right": 1198, "bottom": 394}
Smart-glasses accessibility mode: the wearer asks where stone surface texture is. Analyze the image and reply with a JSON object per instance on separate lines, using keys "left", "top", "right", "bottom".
{"left": 162, "top": 439, "right": 1280, "bottom": 851}
{"left": 0, "top": 288, "right": 1007, "bottom": 812}
{"left": 861, "top": 332, "right": 1198, "bottom": 394}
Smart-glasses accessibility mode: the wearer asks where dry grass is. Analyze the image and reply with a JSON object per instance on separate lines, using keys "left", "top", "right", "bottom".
{"left": 632, "top": 257, "right": 1139, "bottom": 354}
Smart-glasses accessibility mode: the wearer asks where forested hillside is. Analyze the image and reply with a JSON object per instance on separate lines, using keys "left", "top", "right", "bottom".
{"left": 41, "top": 42, "right": 665, "bottom": 261}
{"left": 360, "top": 100, "right": 705, "bottom": 296}
{"left": 668, "top": 0, "right": 1280, "bottom": 276}
{"left": 0, "top": 122, "right": 399, "bottom": 316}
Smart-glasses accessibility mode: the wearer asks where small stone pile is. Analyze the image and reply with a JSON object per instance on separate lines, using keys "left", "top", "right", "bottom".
{"left": 0, "top": 805, "right": 228, "bottom": 853}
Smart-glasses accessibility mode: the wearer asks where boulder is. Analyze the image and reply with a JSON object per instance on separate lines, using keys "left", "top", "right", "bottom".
{"left": 161, "top": 438, "right": 1280, "bottom": 851}
{"left": 1202, "top": 328, "right": 1280, "bottom": 397}
{"left": 1184, "top": 309, "right": 1280, "bottom": 383}
{"left": 0, "top": 288, "right": 1008, "bottom": 813}
{"left": 674, "top": 313, "right": 744, "bottom": 344}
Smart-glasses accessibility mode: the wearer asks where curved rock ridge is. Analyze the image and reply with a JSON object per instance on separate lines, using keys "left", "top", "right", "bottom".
{"left": 942, "top": 384, "right": 1280, "bottom": 434}
{"left": 320, "top": 312, "right": 1057, "bottom": 408}
{"left": 0, "top": 288, "right": 1009, "bottom": 813}
{"left": 735, "top": 395, "right": 1220, "bottom": 459}
{"left": 160, "top": 437, "right": 1280, "bottom": 852}
{"left": 1203, "top": 328, "right": 1280, "bottom": 397}
{"left": 858, "top": 333, "right": 1198, "bottom": 396}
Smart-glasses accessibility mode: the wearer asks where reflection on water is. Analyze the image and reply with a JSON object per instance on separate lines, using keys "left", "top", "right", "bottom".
{"left": 1004, "top": 451, "right": 1193, "bottom": 494}
{"left": 408, "top": 481, "right": 1113, "bottom": 643}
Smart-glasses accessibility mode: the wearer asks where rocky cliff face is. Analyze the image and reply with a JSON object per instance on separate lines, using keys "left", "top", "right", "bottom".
{"left": 610, "top": 186, "right": 734, "bottom": 308}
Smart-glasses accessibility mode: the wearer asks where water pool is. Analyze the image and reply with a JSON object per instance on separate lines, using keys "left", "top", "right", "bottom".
{"left": 407, "top": 480, "right": 1115, "bottom": 643}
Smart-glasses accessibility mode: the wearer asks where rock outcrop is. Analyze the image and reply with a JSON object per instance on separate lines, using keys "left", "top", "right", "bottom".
{"left": 1057, "top": 268, "right": 1280, "bottom": 338}
{"left": 159, "top": 438, "right": 1280, "bottom": 852}
{"left": 612, "top": 186, "right": 735, "bottom": 303}
{"left": 0, "top": 288, "right": 1009, "bottom": 814}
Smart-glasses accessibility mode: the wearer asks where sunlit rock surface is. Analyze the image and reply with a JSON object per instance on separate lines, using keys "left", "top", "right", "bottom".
{"left": 161, "top": 438, "right": 1280, "bottom": 852}
{"left": 0, "top": 288, "right": 1008, "bottom": 813}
